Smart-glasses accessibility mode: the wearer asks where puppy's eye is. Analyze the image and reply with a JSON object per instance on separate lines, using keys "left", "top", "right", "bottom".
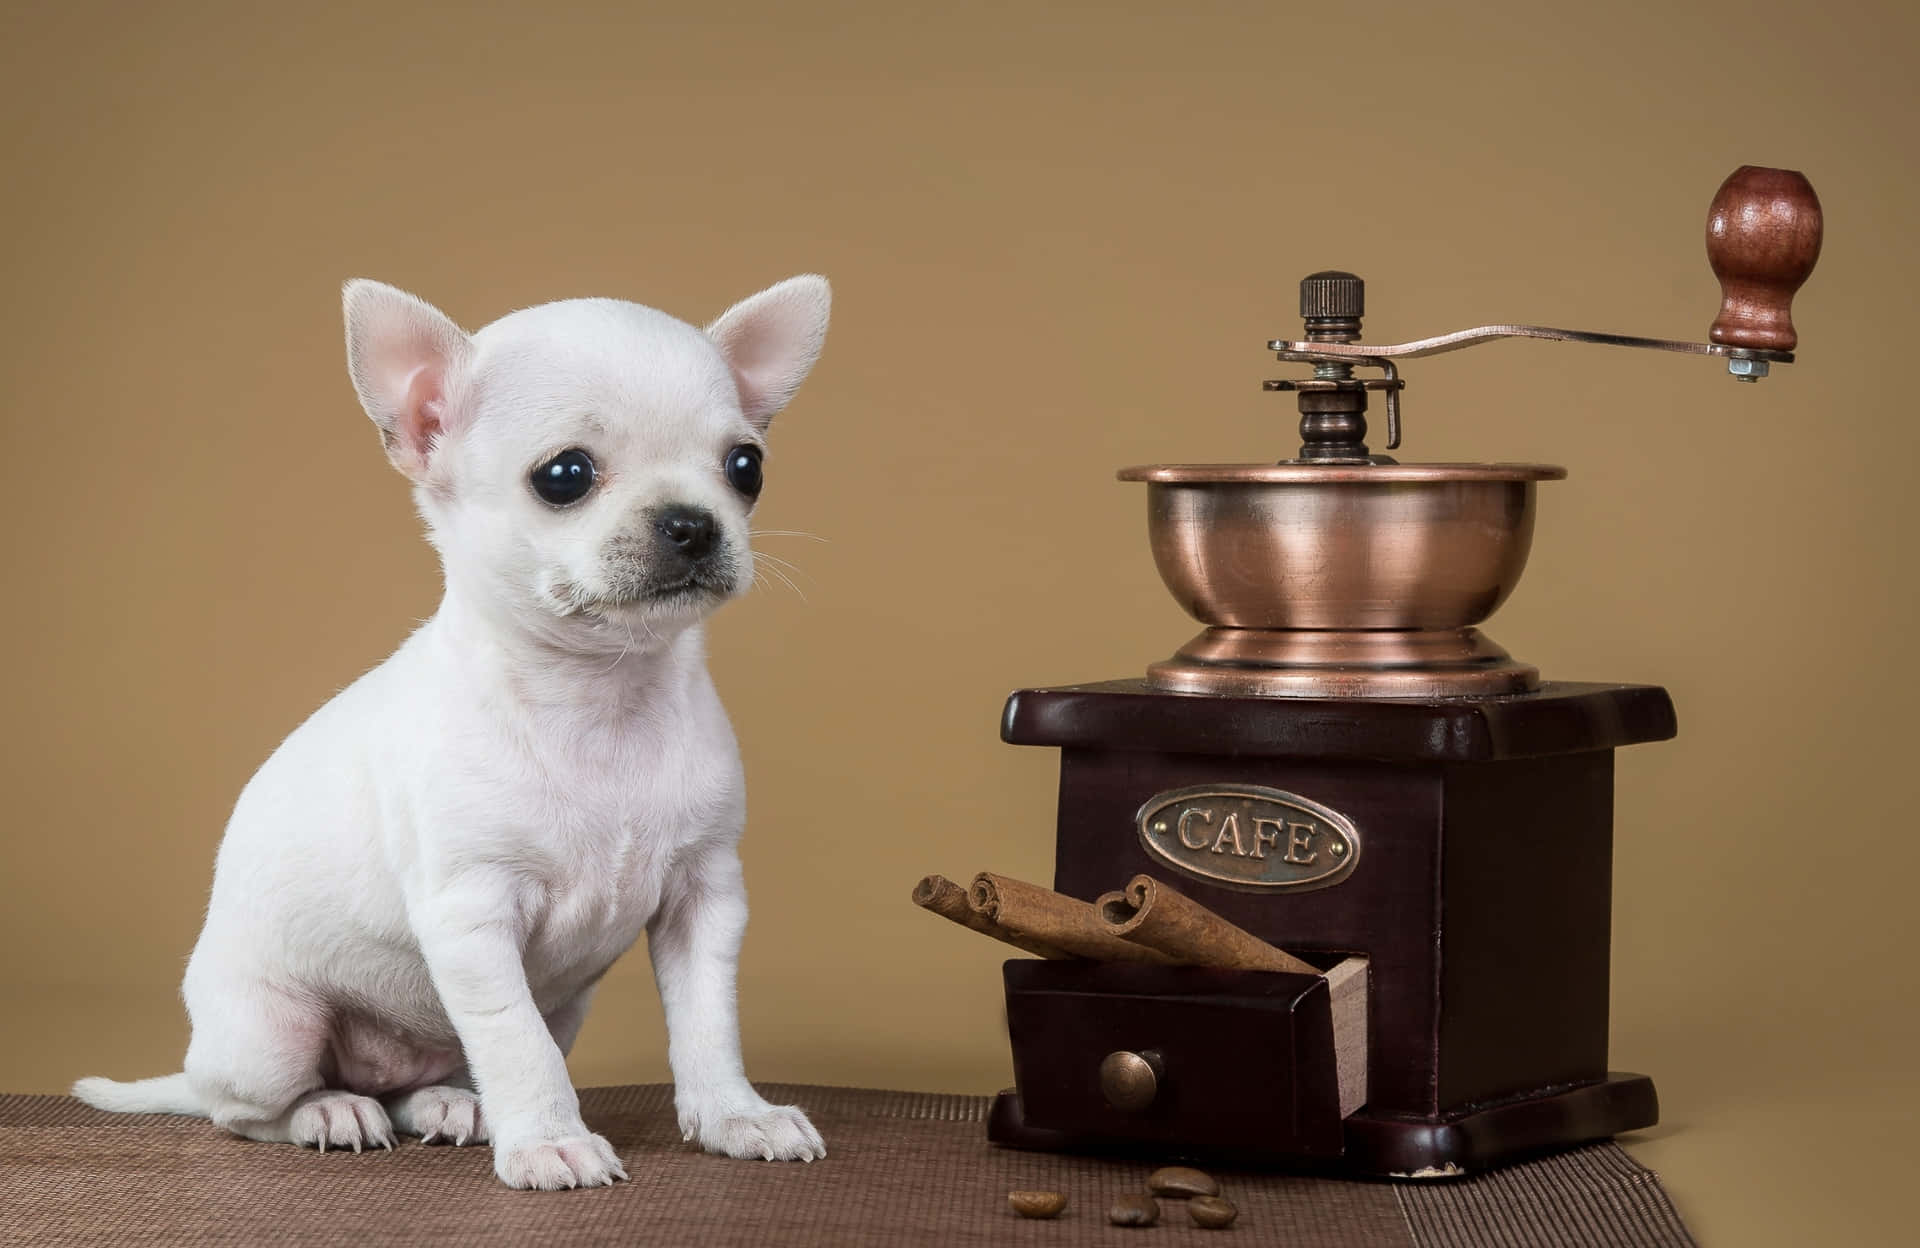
{"left": 723, "top": 444, "right": 763, "bottom": 500}
{"left": 530, "top": 449, "right": 596, "bottom": 506}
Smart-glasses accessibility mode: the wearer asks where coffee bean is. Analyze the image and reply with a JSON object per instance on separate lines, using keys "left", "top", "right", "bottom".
{"left": 1147, "top": 1165, "right": 1220, "bottom": 1198}
{"left": 1189, "top": 1195, "right": 1238, "bottom": 1229}
{"left": 1109, "top": 1194, "right": 1161, "bottom": 1227}
{"left": 1008, "top": 1190, "right": 1068, "bottom": 1219}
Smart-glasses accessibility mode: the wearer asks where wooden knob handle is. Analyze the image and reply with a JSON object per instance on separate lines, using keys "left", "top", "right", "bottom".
{"left": 1707, "top": 166, "right": 1823, "bottom": 351}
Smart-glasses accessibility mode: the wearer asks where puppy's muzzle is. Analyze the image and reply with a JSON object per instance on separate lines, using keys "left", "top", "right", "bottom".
{"left": 578, "top": 505, "right": 739, "bottom": 614}
{"left": 643, "top": 503, "right": 739, "bottom": 597}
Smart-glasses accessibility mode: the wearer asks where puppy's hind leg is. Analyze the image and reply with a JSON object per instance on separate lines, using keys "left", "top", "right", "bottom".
{"left": 388, "top": 1081, "right": 488, "bottom": 1146}
{"left": 184, "top": 982, "right": 394, "bottom": 1153}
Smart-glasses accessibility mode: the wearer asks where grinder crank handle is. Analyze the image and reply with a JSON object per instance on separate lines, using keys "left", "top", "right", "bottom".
{"left": 1270, "top": 165, "right": 1825, "bottom": 374}
{"left": 1706, "top": 165, "right": 1824, "bottom": 352}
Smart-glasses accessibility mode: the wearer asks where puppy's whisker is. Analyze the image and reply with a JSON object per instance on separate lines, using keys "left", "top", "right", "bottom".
{"left": 595, "top": 618, "right": 637, "bottom": 675}
{"left": 751, "top": 561, "right": 808, "bottom": 603}
{"left": 752, "top": 550, "right": 810, "bottom": 579}
{"left": 748, "top": 529, "right": 829, "bottom": 544}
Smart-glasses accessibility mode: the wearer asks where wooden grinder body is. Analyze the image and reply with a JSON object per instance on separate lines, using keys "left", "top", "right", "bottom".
{"left": 987, "top": 680, "right": 1674, "bottom": 1177}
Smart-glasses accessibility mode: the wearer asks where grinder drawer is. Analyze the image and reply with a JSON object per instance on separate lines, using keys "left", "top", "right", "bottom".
{"left": 1003, "top": 957, "right": 1367, "bottom": 1159}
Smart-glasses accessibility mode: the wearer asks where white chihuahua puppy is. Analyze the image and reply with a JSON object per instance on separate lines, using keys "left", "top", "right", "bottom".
{"left": 74, "top": 275, "right": 831, "bottom": 1189}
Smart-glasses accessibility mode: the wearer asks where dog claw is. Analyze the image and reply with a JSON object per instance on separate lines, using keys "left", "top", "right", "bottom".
{"left": 679, "top": 1100, "right": 826, "bottom": 1163}
{"left": 388, "top": 1086, "right": 488, "bottom": 1146}
{"left": 289, "top": 1091, "right": 395, "bottom": 1155}
{"left": 494, "top": 1132, "right": 625, "bottom": 1190}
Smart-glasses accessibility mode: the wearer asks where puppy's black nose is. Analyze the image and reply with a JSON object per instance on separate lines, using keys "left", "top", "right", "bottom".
{"left": 656, "top": 505, "right": 717, "bottom": 562}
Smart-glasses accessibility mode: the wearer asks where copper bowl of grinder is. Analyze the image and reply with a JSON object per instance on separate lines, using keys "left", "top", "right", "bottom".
{"left": 1120, "top": 461, "right": 1566, "bottom": 698}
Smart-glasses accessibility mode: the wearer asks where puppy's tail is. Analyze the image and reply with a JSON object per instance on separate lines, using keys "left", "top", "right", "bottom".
{"left": 71, "top": 1072, "right": 208, "bottom": 1117}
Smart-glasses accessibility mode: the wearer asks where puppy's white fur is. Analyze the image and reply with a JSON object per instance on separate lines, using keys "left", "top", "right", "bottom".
{"left": 74, "top": 275, "right": 832, "bottom": 1189}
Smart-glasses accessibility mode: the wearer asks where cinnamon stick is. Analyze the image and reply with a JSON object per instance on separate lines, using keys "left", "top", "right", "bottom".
{"left": 968, "top": 872, "right": 1176, "bottom": 964}
{"left": 1096, "top": 874, "right": 1319, "bottom": 974}
{"left": 911, "top": 874, "right": 1069, "bottom": 958}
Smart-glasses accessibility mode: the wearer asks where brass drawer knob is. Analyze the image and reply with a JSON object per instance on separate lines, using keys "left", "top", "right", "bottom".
{"left": 1100, "top": 1049, "right": 1164, "bottom": 1112}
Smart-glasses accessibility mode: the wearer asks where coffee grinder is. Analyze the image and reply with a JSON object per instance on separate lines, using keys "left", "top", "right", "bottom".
{"left": 984, "top": 167, "right": 1822, "bottom": 1176}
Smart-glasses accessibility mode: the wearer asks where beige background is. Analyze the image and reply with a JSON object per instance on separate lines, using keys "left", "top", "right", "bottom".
{"left": 3, "top": 0, "right": 1914, "bottom": 1241}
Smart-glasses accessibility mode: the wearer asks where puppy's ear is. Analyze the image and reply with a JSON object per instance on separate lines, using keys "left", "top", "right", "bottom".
{"left": 343, "top": 280, "right": 475, "bottom": 479}
{"left": 705, "top": 275, "right": 831, "bottom": 431}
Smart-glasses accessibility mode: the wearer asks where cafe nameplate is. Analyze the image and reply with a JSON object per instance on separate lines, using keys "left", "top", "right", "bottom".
{"left": 1136, "top": 785, "right": 1360, "bottom": 892}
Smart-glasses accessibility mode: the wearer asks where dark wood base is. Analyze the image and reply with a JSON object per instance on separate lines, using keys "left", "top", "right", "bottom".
{"left": 987, "top": 1073, "right": 1658, "bottom": 1179}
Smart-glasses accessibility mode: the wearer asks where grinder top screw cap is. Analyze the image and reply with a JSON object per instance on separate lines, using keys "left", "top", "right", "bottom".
{"left": 1299, "top": 270, "right": 1364, "bottom": 321}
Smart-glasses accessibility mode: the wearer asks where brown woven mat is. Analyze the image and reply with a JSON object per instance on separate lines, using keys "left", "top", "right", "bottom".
{"left": 0, "top": 1083, "right": 1693, "bottom": 1246}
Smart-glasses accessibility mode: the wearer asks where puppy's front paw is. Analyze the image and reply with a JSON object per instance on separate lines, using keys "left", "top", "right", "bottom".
{"left": 494, "top": 1133, "right": 628, "bottom": 1190}
{"left": 680, "top": 1096, "right": 825, "bottom": 1162}
{"left": 288, "top": 1090, "right": 395, "bottom": 1154}
{"left": 387, "top": 1085, "right": 489, "bottom": 1145}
